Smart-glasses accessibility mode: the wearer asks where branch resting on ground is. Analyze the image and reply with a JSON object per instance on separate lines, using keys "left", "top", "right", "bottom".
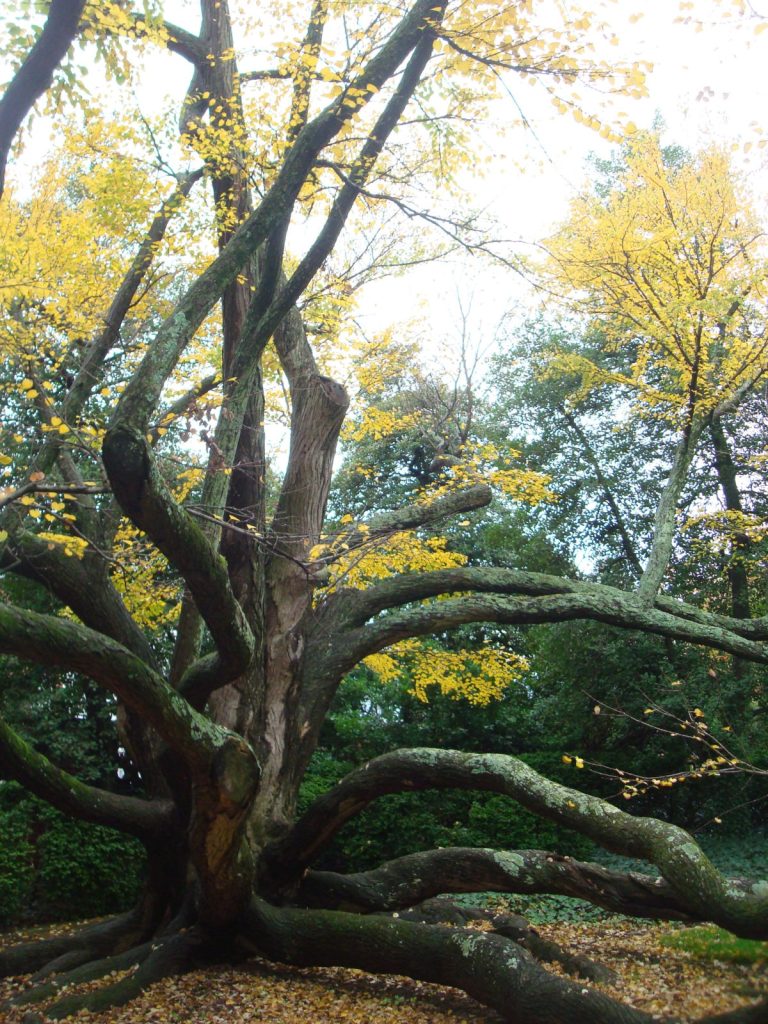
{"left": 297, "top": 847, "right": 701, "bottom": 922}
{"left": 267, "top": 748, "right": 768, "bottom": 938}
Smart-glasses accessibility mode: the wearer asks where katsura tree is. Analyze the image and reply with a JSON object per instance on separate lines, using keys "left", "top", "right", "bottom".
{"left": 541, "top": 135, "right": 768, "bottom": 602}
{"left": 1, "top": 4, "right": 768, "bottom": 1024}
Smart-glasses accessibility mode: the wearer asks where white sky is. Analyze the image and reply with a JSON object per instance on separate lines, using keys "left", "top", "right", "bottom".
{"left": 359, "top": 0, "right": 768, "bottom": 347}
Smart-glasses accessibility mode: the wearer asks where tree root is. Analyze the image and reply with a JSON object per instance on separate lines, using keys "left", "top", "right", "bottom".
{"left": 8, "top": 928, "right": 208, "bottom": 1022}
{"left": 3, "top": 899, "right": 764, "bottom": 1024}
{"left": 0, "top": 911, "right": 145, "bottom": 978}
{"left": 240, "top": 897, "right": 658, "bottom": 1024}
{"left": 697, "top": 1000, "right": 768, "bottom": 1024}
{"left": 9, "top": 941, "right": 154, "bottom": 1009}
{"left": 390, "top": 897, "right": 618, "bottom": 985}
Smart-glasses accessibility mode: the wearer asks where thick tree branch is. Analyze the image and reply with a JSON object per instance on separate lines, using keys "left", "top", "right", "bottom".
{"left": 4, "top": 530, "right": 158, "bottom": 668}
{"left": 0, "top": 601, "right": 232, "bottom": 769}
{"left": 102, "top": 423, "right": 254, "bottom": 678}
{"left": 0, "top": 714, "right": 172, "bottom": 841}
{"left": 270, "top": 375, "right": 350, "bottom": 552}
{"left": 328, "top": 564, "right": 574, "bottom": 625}
{"left": 267, "top": 748, "right": 768, "bottom": 938}
{"left": 652, "top": 593, "right": 768, "bottom": 641}
{"left": 328, "top": 580, "right": 768, "bottom": 673}
{"left": 297, "top": 847, "right": 700, "bottom": 922}
{"left": 318, "top": 483, "right": 492, "bottom": 568}
{"left": 240, "top": 898, "right": 657, "bottom": 1024}
{"left": 0, "top": 0, "right": 86, "bottom": 198}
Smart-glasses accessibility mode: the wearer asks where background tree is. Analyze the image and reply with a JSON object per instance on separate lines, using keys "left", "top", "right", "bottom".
{"left": 0, "top": 7, "right": 768, "bottom": 1024}
{"left": 485, "top": 135, "right": 768, "bottom": 828}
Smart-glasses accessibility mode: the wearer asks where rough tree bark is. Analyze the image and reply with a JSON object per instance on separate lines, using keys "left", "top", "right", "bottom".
{"left": 0, "top": 3, "right": 767, "bottom": 1023}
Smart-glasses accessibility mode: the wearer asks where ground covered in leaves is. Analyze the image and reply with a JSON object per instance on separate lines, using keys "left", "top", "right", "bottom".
{"left": 1, "top": 917, "right": 765, "bottom": 1022}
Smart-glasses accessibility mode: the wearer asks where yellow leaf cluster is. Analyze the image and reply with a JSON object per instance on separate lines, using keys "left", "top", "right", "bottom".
{"left": 542, "top": 136, "right": 768, "bottom": 424}
{"left": 425, "top": 441, "right": 555, "bottom": 506}
{"left": 323, "top": 531, "right": 467, "bottom": 592}
{"left": 364, "top": 640, "right": 528, "bottom": 705}
{"left": 342, "top": 407, "right": 421, "bottom": 444}
{"left": 0, "top": 113, "right": 170, "bottom": 390}
{"left": 37, "top": 532, "right": 88, "bottom": 559}
{"left": 110, "top": 520, "right": 182, "bottom": 631}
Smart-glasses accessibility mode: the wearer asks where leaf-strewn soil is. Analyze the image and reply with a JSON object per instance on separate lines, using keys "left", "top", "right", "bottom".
{"left": 1, "top": 918, "right": 765, "bottom": 1022}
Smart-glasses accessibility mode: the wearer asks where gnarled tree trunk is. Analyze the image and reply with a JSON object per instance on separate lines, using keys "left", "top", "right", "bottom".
{"left": 1, "top": 3, "right": 768, "bottom": 1023}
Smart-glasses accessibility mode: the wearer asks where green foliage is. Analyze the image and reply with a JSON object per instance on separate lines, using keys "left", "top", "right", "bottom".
{"left": 483, "top": 832, "right": 768, "bottom": 927}
{"left": 595, "top": 830, "right": 768, "bottom": 885}
{"left": 0, "top": 800, "right": 34, "bottom": 924}
{"left": 0, "top": 790, "right": 145, "bottom": 924}
{"left": 490, "top": 892, "right": 612, "bottom": 925}
{"left": 659, "top": 925, "right": 768, "bottom": 965}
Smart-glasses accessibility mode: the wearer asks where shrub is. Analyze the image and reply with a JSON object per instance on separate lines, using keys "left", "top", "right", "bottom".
{"left": 0, "top": 801, "right": 34, "bottom": 925}
{"left": 0, "top": 793, "right": 145, "bottom": 924}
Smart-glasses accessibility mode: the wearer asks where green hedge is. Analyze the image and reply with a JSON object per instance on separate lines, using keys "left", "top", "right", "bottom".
{"left": 0, "top": 801, "right": 35, "bottom": 923}
{"left": 0, "top": 793, "right": 145, "bottom": 925}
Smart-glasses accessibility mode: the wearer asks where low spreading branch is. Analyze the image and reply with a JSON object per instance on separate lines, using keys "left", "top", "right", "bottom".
{"left": 0, "top": 601, "right": 233, "bottom": 769}
{"left": 269, "top": 748, "right": 768, "bottom": 938}
{"left": 0, "top": 714, "right": 172, "bottom": 841}
{"left": 297, "top": 847, "right": 700, "bottom": 921}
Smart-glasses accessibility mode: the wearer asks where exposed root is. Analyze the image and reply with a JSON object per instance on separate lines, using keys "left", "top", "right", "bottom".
{"left": 29, "top": 948, "right": 100, "bottom": 983}
{"left": 240, "top": 897, "right": 659, "bottom": 1024}
{"left": 391, "top": 898, "right": 617, "bottom": 986}
{"left": 8, "top": 941, "right": 154, "bottom": 1009}
{"left": 0, "top": 912, "right": 142, "bottom": 978}
{"left": 697, "top": 1000, "right": 768, "bottom": 1024}
{"left": 10, "top": 928, "right": 208, "bottom": 1021}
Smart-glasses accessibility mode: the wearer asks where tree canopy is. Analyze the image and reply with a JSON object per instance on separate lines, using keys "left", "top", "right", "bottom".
{"left": 1, "top": 3, "right": 768, "bottom": 1023}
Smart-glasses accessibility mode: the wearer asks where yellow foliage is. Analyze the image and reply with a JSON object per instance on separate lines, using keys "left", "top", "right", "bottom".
{"left": 342, "top": 407, "right": 421, "bottom": 444}
{"left": 321, "top": 531, "right": 467, "bottom": 592}
{"left": 364, "top": 639, "right": 528, "bottom": 705}
{"left": 542, "top": 136, "right": 768, "bottom": 426}
{"left": 0, "top": 111, "right": 171, "bottom": 388}
{"left": 37, "top": 532, "right": 88, "bottom": 559}
{"left": 424, "top": 441, "right": 555, "bottom": 506}
{"left": 110, "top": 520, "right": 181, "bottom": 631}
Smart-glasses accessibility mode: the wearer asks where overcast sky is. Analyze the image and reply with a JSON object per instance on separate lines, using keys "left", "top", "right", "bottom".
{"left": 353, "top": 0, "right": 768, "bottom": 350}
